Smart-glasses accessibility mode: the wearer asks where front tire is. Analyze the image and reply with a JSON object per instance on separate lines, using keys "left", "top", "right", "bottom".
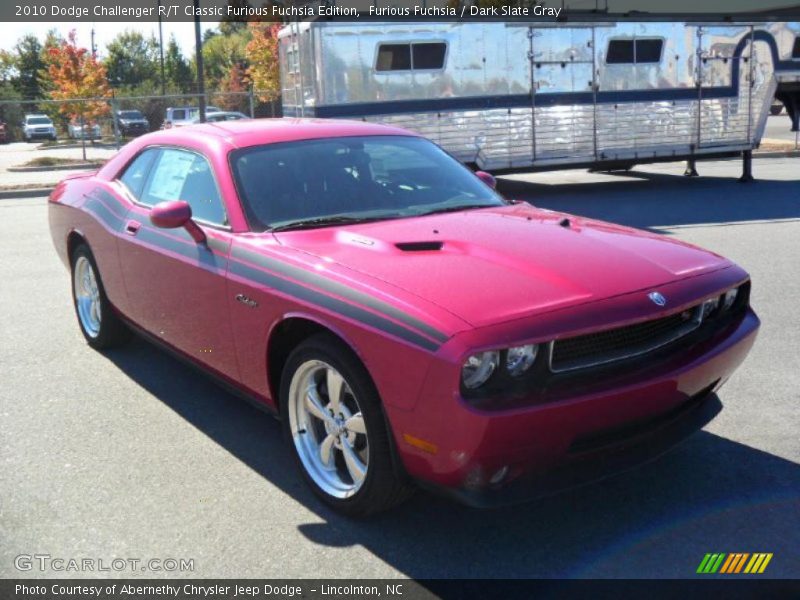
{"left": 70, "top": 244, "right": 130, "bottom": 349}
{"left": 280, "top": 334, "right": 413, "bottom": 516}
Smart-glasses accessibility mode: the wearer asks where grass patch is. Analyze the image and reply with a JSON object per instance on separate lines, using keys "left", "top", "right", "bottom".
{"left": 20, "top": 157, "right": 102, "bottom": 167}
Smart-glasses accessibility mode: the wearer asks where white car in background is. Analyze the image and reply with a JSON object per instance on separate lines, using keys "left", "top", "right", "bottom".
{"left": 68, "top": 121, "right": 102, "bottom": 140}
{"left": 191, "top": 111, "right": 251, "bottom": 123}
{"left": 22, "top": 114, "right": 57, "bottom": 142}
{"left": 162, "top": 106, "right": 221, "bottom": 128}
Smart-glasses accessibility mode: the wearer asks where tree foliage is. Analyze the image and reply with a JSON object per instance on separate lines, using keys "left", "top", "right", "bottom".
{"left": 104, "top": 30, "right": 159, "bottom": 89}
{"left": 246, "top": 22, "right": 282, "bottom": 102}
{"left": 47, "top": 30, "right": 111, "bottom": 123}
{"left": 13, "top": 35, "right": 46, "bottom": 99}
{"left": 202, "top": 29, "right": 250, "bottom": 89}
{"left": 164, "top": 35, "right": 194, "bottom": 94}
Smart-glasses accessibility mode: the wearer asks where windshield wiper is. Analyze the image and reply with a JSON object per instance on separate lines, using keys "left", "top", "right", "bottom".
{"left": 270, "top": 214, "right": 394, "bottom": 232}
{"left": 415, "top": 203, "right": 496, "bottom": 217}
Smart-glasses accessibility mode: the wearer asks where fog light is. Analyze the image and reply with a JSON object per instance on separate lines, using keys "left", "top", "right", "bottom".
{"left": 506, "top": 344, "right": 538, "bottom": 377}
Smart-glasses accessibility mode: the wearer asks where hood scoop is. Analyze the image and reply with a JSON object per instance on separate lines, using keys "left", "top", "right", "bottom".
{"left": 395, "top": 241, "right": 444, "bottom": 252}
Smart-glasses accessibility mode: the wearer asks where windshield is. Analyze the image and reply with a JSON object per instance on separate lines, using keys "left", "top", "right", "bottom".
{"left": 119, "top": 111, "right": 143, "bottom": 119}
{"left": 231, "top": 136, "right": 505, "bottom": 231}
{"left": 28, "top": 117, "right": 51, "bottom": 125}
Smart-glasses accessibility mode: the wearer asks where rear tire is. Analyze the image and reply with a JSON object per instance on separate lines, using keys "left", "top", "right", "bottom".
{"left": 280, "top": 333, "right": 413, "bottom": 516}
{"left": 70, "top": 244, "right": 131, "bottom": 349}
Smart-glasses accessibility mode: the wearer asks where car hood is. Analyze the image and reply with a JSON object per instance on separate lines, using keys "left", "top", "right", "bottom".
{"left": 274, "top": 204, "right": 731, "bottom": 327}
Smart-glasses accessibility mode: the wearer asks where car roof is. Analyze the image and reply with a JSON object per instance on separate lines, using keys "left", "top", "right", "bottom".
{"left": 167, "top": 117, "right": 420, "bottom": 149}
{"left": 98, "top": 118, "right": 421, "bottom": 184}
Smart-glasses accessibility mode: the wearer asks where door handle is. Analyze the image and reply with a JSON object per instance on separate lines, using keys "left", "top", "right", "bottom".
{"left": 125, "top": 220, "right": 141, "bottom": 236}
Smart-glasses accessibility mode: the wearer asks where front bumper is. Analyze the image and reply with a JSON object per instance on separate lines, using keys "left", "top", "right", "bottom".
{"left": 120, "top": 124, "right": 148, "bottom": 135}
{"left": 26, "top": 130, "right": 55, "bottom": 139}
{"left": 419, "top": 386, "right": 721, "bottom": 508}
{"left": 392, "top": 308, "right": 759, "bottom": 505}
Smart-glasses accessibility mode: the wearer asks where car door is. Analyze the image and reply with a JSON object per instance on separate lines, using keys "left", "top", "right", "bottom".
{"left": 115, "top": 146, "right": 240, "bottom": 380}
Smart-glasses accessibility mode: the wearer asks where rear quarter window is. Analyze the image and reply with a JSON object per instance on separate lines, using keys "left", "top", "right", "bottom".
{"left": 119, "top": 149, "right": 159, "bottom": 199}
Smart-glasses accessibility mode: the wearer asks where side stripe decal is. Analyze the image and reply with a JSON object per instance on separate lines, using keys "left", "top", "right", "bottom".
{"left": 82, "top": 194, "right": 448, "bottom": 352}
{"left": 232, "top": 245, "right": 450, "bottom": 344}
{"left": 229, "top": 259, "right": 441, "bottom": 352}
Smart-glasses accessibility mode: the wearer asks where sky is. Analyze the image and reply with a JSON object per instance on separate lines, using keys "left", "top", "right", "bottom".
{"left": 0, "top": 22, "right": 220, "bottom": 58}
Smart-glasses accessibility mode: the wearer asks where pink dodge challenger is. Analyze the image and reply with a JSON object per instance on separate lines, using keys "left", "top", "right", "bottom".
{"left": 49, "top": 119, "right": 759, "bottom": 515}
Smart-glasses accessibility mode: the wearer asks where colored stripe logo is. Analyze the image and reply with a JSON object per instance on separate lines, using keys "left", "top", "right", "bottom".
{"left": 697, "top": 553, "right": 773, "bottom": 574}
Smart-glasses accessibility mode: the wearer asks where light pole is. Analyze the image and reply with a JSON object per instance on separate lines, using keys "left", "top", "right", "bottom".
{"left": 157, "top": 0, "right": 166, "bottom": 96}
{"left": 193, "top": 0, "right": 206, "bottom": 122}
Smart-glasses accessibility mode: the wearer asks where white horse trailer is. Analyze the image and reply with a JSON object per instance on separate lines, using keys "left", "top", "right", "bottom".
{"left": 278, "top": 21, "right": 800, "bottom": 176}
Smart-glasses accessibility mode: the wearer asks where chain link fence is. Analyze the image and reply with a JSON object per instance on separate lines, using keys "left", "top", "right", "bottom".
{"left": 0, "top": 91, "right": 282, "bottom": 148}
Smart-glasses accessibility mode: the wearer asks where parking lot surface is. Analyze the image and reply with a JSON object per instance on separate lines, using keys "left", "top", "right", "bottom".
{"left": 0, "top": 142, "right": 118, "bottom": 189}
{"left": 1, "top": 157, "right": 798, "bottom": 580}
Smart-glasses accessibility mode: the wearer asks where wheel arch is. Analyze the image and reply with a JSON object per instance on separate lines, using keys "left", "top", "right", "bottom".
{"left": 266, "top": 312, "right": 409, "bottom": 484}
{"left": 66, "top": 229, "right": 88, "bottom": 262}
{"left": 266, "top": 313, "right": 367, "bottom": 412}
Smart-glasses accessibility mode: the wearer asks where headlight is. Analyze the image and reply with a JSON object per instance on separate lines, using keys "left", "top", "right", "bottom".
{"left": 701, "top": 296, "right": 720, "bottom": 319}
{"left": 505, "top": 344, "right": 538, "bottom": 377}
{"left": 721, "top": 287, "right": 738, "bottom": 311}
{"left": 461, "top": 351, "right": 499, "bottom": 389}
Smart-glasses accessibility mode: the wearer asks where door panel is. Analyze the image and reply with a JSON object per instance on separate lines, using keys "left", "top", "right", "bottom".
{"left": 118, "top": 208, "right": 239, "bottom": 379}
{"left": 115, "top": 147, "right": 239, "bottom": 380}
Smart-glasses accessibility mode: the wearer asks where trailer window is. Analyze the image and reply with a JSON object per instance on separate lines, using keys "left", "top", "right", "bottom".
{"left": 413, "top": 43, "right": 447, "bottom": 70}
{"left": 376, "top": 42, "right": 447, "bottom": 71}
{"left": 377, "top": 44, "right": 411, "bottom": 71}
{"left": 793, "top": 36, "right": 800, "bottom": 59}
{"left": 607, "top": 39, "right": 663, "bottom": 64}
{"left": 606, "top": 40, "right": 634, "bottom": 64}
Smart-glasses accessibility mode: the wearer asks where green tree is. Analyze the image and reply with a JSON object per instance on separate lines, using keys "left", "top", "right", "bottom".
{"left": 13, "top": 34, "right": 45, "bottom": 99}
{"left": 104, "top": 30, "right": 159, "bottom": 89}
{"left": 202, "top": 29, "right": 250, "bottom": 89}
{"left": 0, "top": 50, "right": 16, "bottom": 83}
{"left": 164, "top": 35, "right": 194, "bottom": 93}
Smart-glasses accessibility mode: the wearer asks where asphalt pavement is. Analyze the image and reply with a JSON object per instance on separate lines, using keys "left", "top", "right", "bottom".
{"left": 1, "top": 157, "right": 798, "bottom": 581}
{"left": 765, "top": 113, "right": 799, "bottom": 145}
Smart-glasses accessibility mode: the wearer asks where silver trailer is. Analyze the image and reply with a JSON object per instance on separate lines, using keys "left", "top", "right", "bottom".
{"left": 278, "top": 21, "right": 800, "bottom": 175}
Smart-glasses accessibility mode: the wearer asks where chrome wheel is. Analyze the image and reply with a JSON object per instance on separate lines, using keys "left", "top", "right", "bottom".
{"left": 288, "top": 360, "right": 369, "bottom": 499}
{"left": 73, "top": 255, "right": 101, "bottom": 338}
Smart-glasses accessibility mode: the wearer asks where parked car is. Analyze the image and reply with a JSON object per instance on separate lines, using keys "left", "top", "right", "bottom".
{"left": 0, "top": 120, "right": 8, "bottom": 143}
{"left": 162, "top": 105, "right": 221, "bottom": 129}
{"left": 68, "top": 120, "right": 102, "bottom": 140}
{"left": 116, "top": 110, "right": 150, "bottom": 136}
{"left": 48, "top": 120, "right": 759, "bottom": 516}
{"left": 22, "top": 114, "right": 57, "bottom": 141}
{"left": 193, "top": 111, "right": 251, "bottom": 123}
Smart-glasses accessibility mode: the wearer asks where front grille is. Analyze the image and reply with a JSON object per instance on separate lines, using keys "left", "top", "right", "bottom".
{"left": 549, "top": 306, "right": 702, "bottom": 373}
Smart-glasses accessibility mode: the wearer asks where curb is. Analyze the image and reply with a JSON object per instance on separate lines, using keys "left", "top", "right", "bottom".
{"left": 0, "top": 187, "right": 54, "bottom": 199}
{"left": 753, "top": 150, "right": 800, "bottom": 158}
{"left": 8, "top": 163, "right": 103, "bottom": 173}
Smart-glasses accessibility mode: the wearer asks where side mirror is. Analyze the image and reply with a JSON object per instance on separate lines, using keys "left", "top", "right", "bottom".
{"left": 149, "top": 200, "right": 206, "bottom": 244}
{"left": 475, "top": 170, "right": 497, "bottom": 190}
